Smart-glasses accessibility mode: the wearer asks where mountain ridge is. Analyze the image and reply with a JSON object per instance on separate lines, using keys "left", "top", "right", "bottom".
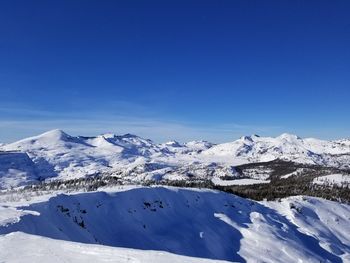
{"left": 0, "top": 129, "right": 349, "bottom": 189}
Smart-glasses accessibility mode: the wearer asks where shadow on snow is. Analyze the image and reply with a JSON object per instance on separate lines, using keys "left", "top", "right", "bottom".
{"left": 0, "top": 187, "right": 343, "bottom": 262}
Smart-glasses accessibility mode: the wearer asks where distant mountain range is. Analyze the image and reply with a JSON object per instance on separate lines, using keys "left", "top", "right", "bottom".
{"left": 1, "top": 131, "right": 350, "bottom": 263}
{"left": 0, "top": 129, "right": 350, "bottom": 189}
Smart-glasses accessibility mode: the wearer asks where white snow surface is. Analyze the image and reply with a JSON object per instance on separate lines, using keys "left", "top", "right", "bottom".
{"left": 0, "top": 130, "right": 350, "bottom": 188}
{"left": 201, "top": 134, "right": 350, "bottom": 166}
{"left": 313, "top": 174, "right": 350, "bottom": 187}
{"left": 0, "top": 187, "right": 349, "bottom": 262}
{"left": 211, "top": 177, "right": 270, "bottom": 186}
{"left": 0, "top": 232, "right": 228, "bottom": 263}
{"left": 0, "top": 152, "right": 38, "bottom": 188}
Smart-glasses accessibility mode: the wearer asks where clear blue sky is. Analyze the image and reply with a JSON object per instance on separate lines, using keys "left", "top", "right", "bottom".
{"left": 0, "top": 1, "right": 349, "bottom": 142}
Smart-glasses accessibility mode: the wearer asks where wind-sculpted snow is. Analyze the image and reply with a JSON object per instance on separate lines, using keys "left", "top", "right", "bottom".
{"left": 0, "top": 187, "right": 349, "bottom": 262}
{"left": 0, "top": 129, "right": 350, "bottom": 188}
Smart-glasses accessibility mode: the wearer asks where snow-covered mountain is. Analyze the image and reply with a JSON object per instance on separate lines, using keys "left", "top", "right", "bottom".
{"left": 0, "top": 129, "right": 350, "bottom": 188}
{"left": 1, "top": 131, "right": 350, "bottom": 262}
{"left": 0, "top": 187, "right": 349, "bottom": 262}
{"left": 0, "top": 130, "right": 167, "bottom": 183}
{"left": 201, "top": 133, "right": 350, "bottom": 166}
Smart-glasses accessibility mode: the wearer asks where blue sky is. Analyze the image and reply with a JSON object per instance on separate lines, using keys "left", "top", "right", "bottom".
{"left": 0, "top": 1, "right": 349, "bottom": 143}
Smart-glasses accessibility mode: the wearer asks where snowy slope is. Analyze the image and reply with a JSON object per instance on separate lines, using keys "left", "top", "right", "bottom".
{"left": 0, "top": 232, "right": 227, "bottom": 263}
{"left": 200, "top": 133, "right": 350, "bottom": 167}
{"left": 265, "top": 196, "right": 350, "bottom": 262}
{"left": 1, "top": 130, "right": 350, "bottom": 188}
{"left": 313, "top": 173, "right": 350, "bottom": 187}
{"left": 0, "top": 187, "right": 349, "bottom": 262}
{"left": 1, "top": 130, "right": 168, "bottom": 183}
{"left": 0, "top": 152, "right": 38, "bottom": 189}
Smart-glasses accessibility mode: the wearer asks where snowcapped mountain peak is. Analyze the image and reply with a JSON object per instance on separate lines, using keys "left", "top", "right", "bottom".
{"left": 277, "top": 133, "right": 301, "bottom": 141}
{"left": 39, "top": 129, "right": 68, "bottom": 137}
{"left": 100, "top": 133, "right": 117, "bottom": 139}
{"left": 3, "top": 129, "right": 78, "bottom": 150}
{"left": 118, "top": 133, "right": 140, "bottom": 139}
{"left": 183, "top": 141, "right": 214, "bottom": 153}
{"left": 164, "top": 140, "right": 183, "bottom": 147}
{"left": 239, "top": 135, "right": 254, "bottom": 142}
{"left": 238, "top": 134, "right": 261, "bottom": 142}
{"left": 88, "top": 133, "right": 155, "bottom": 149}
{"left": 32, "top": 129, "right": 72, "bottom": 142}
{"left": 185, "top": 140, "right": 214, "bottom": 148}
{"left": 97, "top": 133, "right": 146, "bottom": 141}
{"left": 240, "top": 135, "right": 251, "bottom": 140}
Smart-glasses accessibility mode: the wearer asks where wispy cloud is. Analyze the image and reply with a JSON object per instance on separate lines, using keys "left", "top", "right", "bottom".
{"left": 0, "top": 118, "right": 282, "bottom": 143}
{"left": 0, "top": 104, "right": 282, "bottom": 143}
